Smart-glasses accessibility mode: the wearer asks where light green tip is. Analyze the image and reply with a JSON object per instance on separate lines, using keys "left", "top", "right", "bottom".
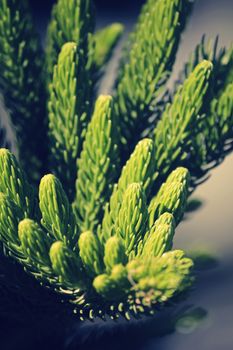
{"left": 0, "top": 148, "right": 10, "bottom": 156}
{"left": 97, "top": 94, "right": 112, "bottom": 104}
{"left": 18, "top": 218, "right": 33, "bottom": 238}
{"left": 58, "top": 42, "right": 78, "bottom": 62}
{"left": 126, "top": 182, "right": 142, "bottom": 193}
{"left": 200, "top": 59, "right": 213, "bottom": 71}
{"left": 61, "top": 42, "right": 77, "bottom": 51}
{"left": 40, "top": 174, "right": 57, "bottom": 185}
{"left": 93, "top": 274, "right": 113, "bottom": 299}
{"left": 50, "top": 241, "right": 63, "bottom": 258}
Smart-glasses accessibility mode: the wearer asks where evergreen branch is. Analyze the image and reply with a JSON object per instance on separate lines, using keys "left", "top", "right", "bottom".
{"left": 78, "top": 231, "right": 104, "bottom": 278}
{"left": 148, "top": 167, "right": 190, "bottom": 226}
{"left": 0, "top": 0, "right": 47, "bottom": 180}
{"left": 176, "top": 36, "right": 232, "bottom": 96}
{"left": 115, "top": 183, "right": 148, "bottom": 258}
{"left": 49, "top": 241, "right": 85, "bottom": 289}
{"left": 127, "top": 250, "right": 193, "bottom": 306}
{"left": 153, "top": 60, "right": 213, "bottom": 184}
{"left": 100, "top": 138, "right": 155, "bottom": 244}
{"left": 94, "top": 249, "right": 193, "bottom": 305}
{"left": 114, "top": 0, "right": 191, "bottom": 158}
{"left": 0, "top": 148, "right": 35, "bottom": 216}
{"left": 18, "top": 219, "right": 52, "bottom": 267}
{"left": 206, "top": 83, "right": 233, "bottom": 159}
{"left": 1, "top": 0, "right": 232, "bottom": 321}
{"left": 93, "top": 23, "right": 124, "bottom": 71}
{"left": 0, "top": 193, "right": 24, "bottom": 256}
{"left": 93, "top": 265, "right": 130, "bottom": 301}
{"left": 175, "top": 39, "right": 233, "bottom": 179}
{"left": 190, "top": 83, "right": 233, "bottom": 176}
{"left": 48, "top": 42, "right": 92, "bottom": 198}
{"left": 0, "top": 149, "right": 193, "bottom": 318}
{"left": 39, "top": 174, "right": 78, "bottom": 247}
{"left": 104, "top": 236, "right": 127, "bottom": 273}
{"left": 197, "top": 55, "right": 233, "bottom": 176}
{"left": 141, "top": 213, "right": 175, "bottom": 258}
{"left": 73, "top": 95, "right": 119, "bottom": 232}
{"left": 224, "top": 46, "right": 233, "bottom": 86}
{"left": 45, "top": 0, "right": 95, "bottom": 80}
{"left": 93, "top": 273, "right": 119, "bottom": 301}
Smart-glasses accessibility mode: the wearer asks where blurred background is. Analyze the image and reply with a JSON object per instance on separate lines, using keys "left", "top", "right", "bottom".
{"left": 1, "top": 0, "right": 233, "bottom": 349}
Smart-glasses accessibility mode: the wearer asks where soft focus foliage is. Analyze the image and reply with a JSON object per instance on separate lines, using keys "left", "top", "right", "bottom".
{"left": 0, "top": 0, "right": 232, "bottom": 320}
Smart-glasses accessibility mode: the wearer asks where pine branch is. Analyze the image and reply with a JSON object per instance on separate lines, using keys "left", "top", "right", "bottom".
{"left": 172, "top": 37, "right": 233, "bottom": 180}
{"left": 0, "top": 148, "right": 35, "bottom": 217}
{"left": 104, "top": 236, "right": 127, "bottom": 273}
{"left": 114, "top": 183, "right": 148, "bottom": 258}
{"left": 176, "top": 36, "right": 232, "bottom": 96}
{"left": 153, "top": 60, "right": 213, "bottom": 186}
{"left": 45, "top": 0, "right": 95, "bottom": 80}
{"left": 141, "top": 213, "right": 175, "bottom": 258}
{"left": 49, "top": 241, "right": 85, "bottom": 289}
{"left": 48, "top": 42, "right": 92, "bottom": 198}
{"left": 18, "top": 219, "right": 52, "bottom": 267}
{"left": 0, "top": 0, "right": 232, "bottom": 321}
{"left": 114, "top": 0, "right": 192, "bottom": 159}
{"left": 78, "top": 231, "right": 104, "bottom": 278}
{"left": 224, "top": 46, "right": 233, "bottom": 86}
{"left": 99, "top": 138, "right": 155, "bottom": 244}
{"left": 0, "top": 148, "right": 193, "bottom": 318}
{"left": 39, "top": 174, "right": 78, "bottom": 248}
{"left": 93, "top": 23, "right": 124, "bottom": 71}
{"left": 73, "top": 95, "right": 119, "bottom": 232}
{"left": 190, "top": 82, "right": 233, "bottom": 177}
{"left": 0, "top": 0, "right": 47, "bottom": 181}
{"left": 0, "top": 193, "right": 24, "bottom": 257}
{"left": 127, "top": 250, "right": 193, "bottom": 306}
{"left": 93, "top": 265, "right": 130, "bottom": 301}
{"left": 148, "top": 167, "right": 190, "bottom": 226}
{"left": 206, "top": 83, "right": 233, "bottom": 159}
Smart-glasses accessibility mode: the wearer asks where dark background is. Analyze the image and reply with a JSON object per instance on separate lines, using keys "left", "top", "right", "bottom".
{"left": 28, "top": 0, "right": 233, "bottom": 14}
{"left": 28, "top": 0, "right": 146, "bottom": 39}
{"left": 29, "top": 0, "right": 145, "bottom": 13}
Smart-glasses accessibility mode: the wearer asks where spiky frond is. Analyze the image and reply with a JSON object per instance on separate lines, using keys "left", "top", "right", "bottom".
{"left": 0, "top": 0, "right": 232, "bottom": 322}
{"left": 0, "top": 148, "right": 35, "bottom": 216}
{"left": 93, "top": 23, "right": 124, "bottom": 71}
{"left": 0, "top": 148, "right": 193, "bottom": 319}
{"left": 0, "top": 0, "right": 47, "bottom": 179}
{"left": 104, "top": 236, "right": 127, "bottom": 273}
{"left": 176, "top": 36, "right": 232, "bottom": 96}
{"left": 49, "top": 241, "right": 84, "bottom": 288}
{"left": 45, "top": 0, "right": 95, "bottom": 79}
{"left": 175, "top": 37, "right": 233, "bottom": 179}
{"left": 127, "top": 250, "right": 193, "bottom": 306}
{"left": 74, "top": 95, "right": 119, "bottom": 232}
{"left": 100, "top": 138, "right": 155, "bottom": 243}
{"left": 48, "top": 42, "right": 92, "bottom": 198}
{"left": 141, "top": 213, "right": 175, "bottom": 258}
{"left": 202, "top": 83, "right": 233, "bottom": 166}
{"left": 78, "top": 231, "right": 104, "bottom": 278}
{"left": 39, "top": 174, "right": 78, "bottom": 247}
{"left": 114, "top": 0, "right": 191, "bottom": 157}
{"left": 0, "top": 193, "right": 24, "bottom": 255}
{"left": 115, "top": 183, "right": 148, "bottom": 258}
{"left": 148, "top": 167, "right": 190, "bottom": 226}
{"left": 153, "top": 60, "right": 213, "bottom": 184}
{"left": 18, "top": 219, "right": 52, "bottom": 267}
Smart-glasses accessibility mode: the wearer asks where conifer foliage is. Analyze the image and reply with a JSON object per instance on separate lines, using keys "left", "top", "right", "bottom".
{"left": 0, "top": 0, "right": 232, "bottom": 320}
